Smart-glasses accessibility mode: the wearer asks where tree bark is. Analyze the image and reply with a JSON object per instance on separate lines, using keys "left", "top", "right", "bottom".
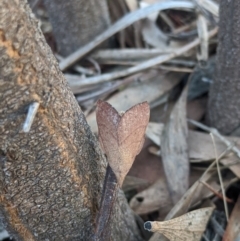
{"left": 43, "top": 0, "right": 111, "bottom": 56}
{"left": 207, "top": 0, "right": 240, "bottom": 134}
{"left": 0, "top": 1, "right": 142, "bottom": 240}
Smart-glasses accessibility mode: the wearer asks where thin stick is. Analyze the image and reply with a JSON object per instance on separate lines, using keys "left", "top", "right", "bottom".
{"left": 210, "top": 133, "right": 229, "bottom": 221}
{"left": 200, "top": 181, "right": 233, "bottom": 203}
{"left": 100, "top": 60, "right": 193, "bottom": 73}
{"left": 90, "top": 49, "right": 172, "bottom": 61}
{"left": 59, "top": 1, "right": 195, "bottom": 71}
{"left": 22, "top": 102, "right": 40, "bottom": 133}
{"left": 197, "top": 13, "right": 209, "bottom": 61}
{"left": 194, "top": 0, "right": 219, "bottom": 17}
{"left": 94, "top": 165, "right": 119, "bottom": 241}
{"left": 188, "top": 119, "right": 240, "bottom": 159}
{"left": 55, "top": 54, "right": 95, "bottom": 76}
{"left": 77, "top": 73, "right": 142, "bottom": 102}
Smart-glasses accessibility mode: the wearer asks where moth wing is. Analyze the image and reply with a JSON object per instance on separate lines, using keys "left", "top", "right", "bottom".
{"left": 96, "top": 100, "right": 121, "bottom": 165}
{"left": 159, "top": 207, "right": 214, "bottom": 241}
{"left": 160, "top": 229, "right": 202, "bottom": 241}
{"left": 162, "top": 207, "right": 214, "bottom": 231}
{"left": 117, "top": 102, "right": 150, "bottom": 185}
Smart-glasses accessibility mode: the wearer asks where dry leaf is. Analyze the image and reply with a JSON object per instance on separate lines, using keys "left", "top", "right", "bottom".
{"left": 223, "top": 195, "right": 240, "bottom": 241}
{"left": 161, "top": 84, "right": 189, "bottom": 204}
{"left": 96, "top": 100, "right": 150, "bottom": 186}
{"left": 87, "top": 71, "right": 182, "bottom": 133}
{"left": 146, "top": 122, "right": 240, "bottom": 164}
{"left": 125, "top": 0, "right": 138, "bottom": 12}
{"left": 144, "top": 207, "right": 214, "bottom": 241}
{"left": 130, "top": 177, "right": 172, "bottom": 216}
{"left": 122, "top": 175, "right": 149, "bottom": 192}
{"left": 130, "top": 171, "right": 224, "bottom": 217}
{"left": 187, "top": 97, "right": 207, "bottom": 128}
{"left": 221, "top": 156, "right": 240, "bottom": 179}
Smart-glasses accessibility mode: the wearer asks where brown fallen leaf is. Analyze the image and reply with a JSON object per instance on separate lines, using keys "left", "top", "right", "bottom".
{"left": 223, "top": 195, "right": 240, "bottom": 241}
{"left": 144, "top": 207, "right": 214, "bottom": 241}
{"left": 161, "top": 83, "right": 189, "bottom": 204}
{"left": 129, "top": 177, "right": 172, "bottom": 216}
{"left": 96, "top": 100, "right": 150, "bottom": 186}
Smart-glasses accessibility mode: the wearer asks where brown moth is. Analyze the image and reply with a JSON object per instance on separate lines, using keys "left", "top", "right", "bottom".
{"left": 144, "top": 207, "right": 214, "bottom": 241}
{"left": 96, "top": 100, "right": 150, "bottom": 186}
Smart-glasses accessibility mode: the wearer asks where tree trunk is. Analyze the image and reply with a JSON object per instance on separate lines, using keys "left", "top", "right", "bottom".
{"left": 207, "top": 0, "right": 240, "bottom": 134}
{"left": 43, "top": 0, "right": 111, "bottom": 56}
{"left": 0, "top": 1, "right": 142, "bottom": 240}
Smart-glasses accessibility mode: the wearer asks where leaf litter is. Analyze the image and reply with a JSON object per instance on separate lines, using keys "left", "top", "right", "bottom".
{"left": 31, "top": 0, "right": 240, "bottom": 240}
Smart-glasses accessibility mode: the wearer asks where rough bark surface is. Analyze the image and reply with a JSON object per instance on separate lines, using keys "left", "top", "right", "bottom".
{"left": 43, "top": 0, "right": 111, "bottom": 56}
{"left": 207, "top": 0, "right": 240, "bottom": 134}
{"left": 0, "top": 1, "right": 142, "bottom": 241}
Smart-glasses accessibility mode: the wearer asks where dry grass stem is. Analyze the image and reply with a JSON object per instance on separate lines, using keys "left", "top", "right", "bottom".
{"left": 210, "top": 133, "right": 229, "bottom": 221}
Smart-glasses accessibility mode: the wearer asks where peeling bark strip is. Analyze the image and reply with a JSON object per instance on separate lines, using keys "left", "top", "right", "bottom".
{"left": 0, "top": 1, "right": 142, "bottom": 240}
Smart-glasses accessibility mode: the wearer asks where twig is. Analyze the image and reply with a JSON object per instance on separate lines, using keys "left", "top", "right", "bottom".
{"left": 55, "top": 54, "right": 95, "bottom": 76}
{"left": 210, "top": 133, "right": 229, "bottom": 221}
{"left": 67, "top": 28, "right": 217, "bottom": 88}
{"left": 94, "top": 165, "right": 119, "bottom": 241}
{"left": 77, "top": 84, "right": 121, "bottom": 103}
{"left": 100, "top": 60, "right": 193, "bottom": 73}
{"left": 91, "top": 50, "right": 197, "bottom": 66}
{"left": 197, "top": 13, "right": 209, "bottom": 61}
{"left": 200, "top": 181, "right": 233, "bottom": 203}
{"left": 194, "top": 0, "right": 219, "bottom": 17}
{"left": 91, "top": 49, "right": 172, "bottom": 61}
{"left": 210, "top": 216, "right": 225, "bottom": 237}
{"left": 76, "top": 73, "right": 142, "bottom": 102}
{"left": 22, "top": 102, "right": 40, "bottom": 132}
{"left": 159, "top": 12, "right": 175, "bottom": 31}
{"left": 172, "top": 21, "right": 197, "bottom": 34}
{"left": 188, "top": 119, "right": 240, "bottom": 159}
{"left": 59, "top": 1, "right": 195, "bottom": 71}
{"left": 86, "top": 58, "right": 101, "bottom": 75}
